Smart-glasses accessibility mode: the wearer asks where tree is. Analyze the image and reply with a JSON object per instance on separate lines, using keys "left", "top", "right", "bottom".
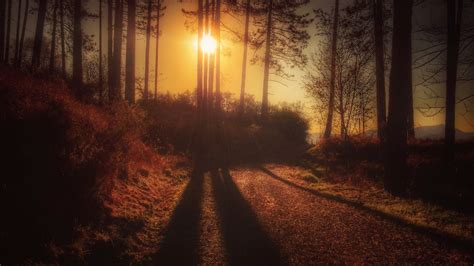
{"left": 32, "top": 0, "right": 47, "bottom": 69}
{"left": 385, "top": 0, "right": 413, "bottom": 195}
{"left": 18, "top": 0, "right": 29, "bottom": 66}
{"left": 154, "top": 0, "right": 165, "bottom": 100}
{"left": 239, "top": 0, "right": 251, "bottom": 115}
{"left": 50, "top": 0, "right": 59, "bottom": 73}
{"left": 373, "top": 0, "right": 386, "bottom": 142}
{"left": 72, "top": 0, "right": 83, "bottom": 89}
{"left": 144, "top": 0, "right": 153, "bottom": 100}
{"left": 13, "top": 0, "right": 21, "bottom": 65}
{"left": 322, "top": 0, "right": 339, "bottom": 138}
{"left": 252, "top": 0, "right": 311, "bottom": 119}
{"left": 0, "top": 0, "right": 5, "bottom": 63}
{"left": 107, "top": 0, "right": 113, "bottom": 101}
{"left": 111, "top": 0, "right": 123, "bottom": 101}
{"left": 60, "top": 0, "right": 66, "bottom": 76}
{"left": 5, "top": 0, "right": 11, "bottom": 64}
{"left": 445, "top": 0, "right": 464, "bottom": 159}
{"left": 99, "top": 0, "right": 104, "bottom": 103}
{"left": 125, "top": 0, "right": 136, "bottom": 104}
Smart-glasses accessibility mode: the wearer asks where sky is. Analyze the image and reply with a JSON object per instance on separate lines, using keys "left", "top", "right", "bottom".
{"left": 9, "top": 0, "right": 474, "bottom": 133}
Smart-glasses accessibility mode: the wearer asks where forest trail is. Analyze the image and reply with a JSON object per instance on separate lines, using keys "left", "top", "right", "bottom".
{"left": 153, "top": 165, "right": 473, "bottom": 265}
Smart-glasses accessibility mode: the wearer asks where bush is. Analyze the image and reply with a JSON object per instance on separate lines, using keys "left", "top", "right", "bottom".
{"left": 0, "top": 68, "right": 147, "bottom": 262}
{"left": 139, "top": 92, "right": 310, "bottom": 164}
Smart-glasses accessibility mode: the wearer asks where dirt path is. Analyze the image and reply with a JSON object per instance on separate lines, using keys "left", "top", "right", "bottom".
{"left": 153, "top": 165, "right": 473, "bottom": 265}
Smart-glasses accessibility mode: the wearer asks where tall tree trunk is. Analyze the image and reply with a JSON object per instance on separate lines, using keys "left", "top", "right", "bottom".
{"left": 144, "top": 0, "right": 152, "bottom": 101}
{"left": 99, "top": 0, "right": 104, "bottom": 104}
{"left": 208, "top": 0, "right": 216, "bottom": 108}
{"left": 373, "top": 0, "right": 386, "bottom": 142}
{"left": 203, "top": 0, "right": 209, "bottom": 110}
{"left": 261, "top": 0, "right": 273, "bottom": 119}
{"left": 13, "top": 0, "right": 21, "bottom": 65}
{"left": 60, "top": 0, "right": 66, "bottom": 76}
{"left": 72, "top": 0, "right": 83, "bottom": 89}
{"left": 5, "top": 0, "right": 11, "bottom": 64}
{"left": 445, "top": 0, "right": 463, "bottom": 159}
{"left": 50, "top": 0, "right": 58, "bottom": 73}
{"left": 31, "top": 0, "right": 47, "bottom": 69}
{"left": 407, "top": 60, "right": 415, "bottom": 138}
{"left": 125, "top": 0, "right": 136, "bottom": 104}
{"left": 112, "top": 0, "right": 123, "bottom": 101}
{"left": 197, "top": 0, "right": 203, "bottom": 111}
{"left": 215, "top": 0, "right": 221, "bottom": 111}
{"left": 154, "top": 0, "right": 161, "bottom": 100}
{"left": 385, "top": 0, "right": 413, "bottom": 196}
{"left": 18, "top": 0, "right": 29, "bottom": 67}
{"left": 0, "top": 0, "right": 5, "bottom": 63}
{"left": 323, "top": 0, "right": 339, "bottom": 138}
{"left": 107, "top": 0, "right": 113, "bottom": 101}
{"left": 239, "top": 0, "right": 250, "bottom": 116}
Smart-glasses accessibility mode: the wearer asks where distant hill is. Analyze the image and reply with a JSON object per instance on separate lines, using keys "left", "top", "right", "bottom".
{"left": 308, "top": 125, "right": 474, "bottom": 143}
{"left": 415, "top": 125, "right": 474, "bottom": 140}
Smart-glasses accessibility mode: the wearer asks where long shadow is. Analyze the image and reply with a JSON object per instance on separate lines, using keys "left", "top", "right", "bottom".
{"left": 259, "top": 166, "right": 474, "bottom": 254}
{"left": 211, "top": 168, "right": 285, "bottom": 265}
{"left": 153, "top": 171, "right": 204, "bottom": 265}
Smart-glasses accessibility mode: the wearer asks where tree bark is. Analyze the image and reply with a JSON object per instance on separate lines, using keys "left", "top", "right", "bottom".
{"left": 385, "top": 0, "right": 413, "bottom": 196}
{"left": 0, "top": 0, "right": 5, "bottom": 63}
{"left": 107, "top": 0, "right": 113, "bottom": 101}
{"left": 49, "top": 0, "right": 58, "bottom": 73}
{"left": 323, "top": 0, "right": 339, "bottom": 138}
{"left": 32, "top": 0, "right": 47, "bottom": 69}
{"left": 261, "top": 0, "right": 273, "bottom": 120}
{"left": 373, "top": 0, "right": 386, "bottom": 142}
{"left": 72, "top": 0, "right": 83, "bottom": 89}
{"left": 125, "top": 0, "right": 136, "bottom": 104}
{"left": 144, "top": 0, "right": 152, "bottom": 101}
{"left": 18, "top": 0, "right": 29, "bottom": 67}
{"left": 5, "top": 0, "right": 12, "bottom": 64}
{"left": 60, "top": 0, "right": 66, "bottom": 76}
{"left": 99, "top": 0, "right": 104, "bottom": 104}
{"left": 13, "top": 0, "right": 21, "bottom": 65}
{"left": 112, "top": 0, "right": 123, "bottom": 101}
{"left": 214, "top": 0, "right": 221, "bottom": 111}
{"left": 445, "top": 0, "right": 463, "bottom": 159}
{"left": 154, "top": 0, "right": 161, "bottom": 100}
{"left": 239, "top": 0, "right": 250, "bottom": 116}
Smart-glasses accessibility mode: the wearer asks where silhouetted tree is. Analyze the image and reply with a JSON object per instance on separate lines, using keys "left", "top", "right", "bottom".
{"left": 385, "top": 0, "right": 413, "bottom": 195}
{"left": 111, "top": 0, "right": 123, "bottom": 101}
{"left": 107, "top": 0, "right": 113, "bottom": 101}
{"left": 60, "top": 0, "right": 66, "bottom": 76}
{"left": 32, "top": 0, "right": 47, "bottom": 69}
{"left": 253, "top": 0, "right": 311, "bottom": 119}
{"left": 239, "top": 0, "right": 251, "bottom": 115}
{"left": 373, "top": 0, "right": 386, "bottom": 142}
{"left": 18, "top": 0, "right": 29, "bottom": 66}
{"left": 99, "top": 0, "right": 103, "bottom": 103}
{"left": 72, "top": 0, "right": 83, "bottom": 89}
{"left": 13, "top": 0, "right": 21, "bottom": 65}
{"left": 125, "top": 0, "right": 136, "bottom": 103}
{"left": 445, "top": 0, "right": 464, "bottom": 160}
{"left": 0, "top": 0, "right": 5, "bottom": 63}
{"left": 323, "top": 0, "right": 339, "bottom": 138}
{"left": 50, "top": 0, "right": 59, "bottom": 73}
{"left": 154, "top": 0, "right": 165, "bottom": 100}
{"left": 144, "top": 0, "right": 152, "bottom": 100}
{"left": 5, "top": 0, "right": 11, "bottom": 64}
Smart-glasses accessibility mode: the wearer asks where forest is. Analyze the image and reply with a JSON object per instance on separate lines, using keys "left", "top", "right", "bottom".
{"left": 1, "top": 0, "right": 474, "bottom": 264}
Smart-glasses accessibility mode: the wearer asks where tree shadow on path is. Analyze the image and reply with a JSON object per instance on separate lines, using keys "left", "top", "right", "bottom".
{"left": 259, "top": 166, "right": 474, "bottom": 254}
{"left": 153, "top": 171, "right": 204, "bottom": 265}
{"left": 211, "top": 168, "right": 285, "bottom": 265}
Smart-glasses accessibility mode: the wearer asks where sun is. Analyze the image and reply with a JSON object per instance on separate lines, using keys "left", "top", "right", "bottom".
{"left": 201, "top": 34, "right": 217, "bottom": 54}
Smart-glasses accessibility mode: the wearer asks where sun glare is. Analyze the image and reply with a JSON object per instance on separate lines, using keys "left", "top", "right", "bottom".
{"left": 201, "top": 35, "right": 217, "bottom": 54}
